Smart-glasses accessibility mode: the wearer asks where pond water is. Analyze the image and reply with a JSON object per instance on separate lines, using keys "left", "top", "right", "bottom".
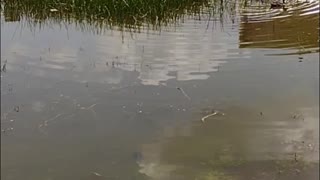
{"left": 1, "top": 1, "right": 319, "bottom": 180}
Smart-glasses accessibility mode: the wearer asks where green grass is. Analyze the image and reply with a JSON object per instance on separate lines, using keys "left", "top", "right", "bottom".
{"left": 1, "top": 0, "right": 215, "bottom": 29}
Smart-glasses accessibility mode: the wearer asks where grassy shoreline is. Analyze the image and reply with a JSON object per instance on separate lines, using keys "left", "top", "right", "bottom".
{"left": 1, "top": 0, "right": 214, "bottom": 29}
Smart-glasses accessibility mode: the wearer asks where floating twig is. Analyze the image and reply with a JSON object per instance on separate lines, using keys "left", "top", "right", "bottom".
{"left": 201, "top": 111, "right": 219, "bottom": 122}
{"left": 177, "top": 87, "right": 191, "bottom": 100}
{"left": 80, "top": 103, "right": 98, "bottom": 120}
{"left": 39, "top": 113, "right": 63, "bottom": 128}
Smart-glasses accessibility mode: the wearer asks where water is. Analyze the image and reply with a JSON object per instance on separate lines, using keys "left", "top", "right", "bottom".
{"left": 1, "top": 1, "right": 319, "bottom": 180}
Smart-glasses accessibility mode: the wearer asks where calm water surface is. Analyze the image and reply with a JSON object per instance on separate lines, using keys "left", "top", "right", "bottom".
{"left": 1, "top": 1, "right": 319, "bottom": 180}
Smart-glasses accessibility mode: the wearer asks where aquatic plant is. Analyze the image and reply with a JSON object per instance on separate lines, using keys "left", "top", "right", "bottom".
{"left": 1, "top": 0, "right": 241, "bottom": 33}
{"left": 1, "top": 0, "right": 213, "bottom": 29}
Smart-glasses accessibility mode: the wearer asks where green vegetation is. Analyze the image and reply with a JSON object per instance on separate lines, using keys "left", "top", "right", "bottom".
{"left": 1, "top": 0, "right": 214, "bottom": 29}
{"left": 1, "top": 0, "right": 240, "bottom": 32}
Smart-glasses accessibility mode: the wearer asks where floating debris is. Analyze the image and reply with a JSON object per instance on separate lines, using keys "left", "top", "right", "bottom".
{"left": 201, "top": 111, "right": 219, "bottom": 122}
{"left": 91, "top": 172, "right": 103, "bottom": 177}
{"left": 1, "top": 60, "right": 7, "bottom": 72}
{"left": 177, "top": 87, "right": 191, "bottom": 100}
{"left": 79, "top": 104, "right": 98, "bottom": 119}
{"left": 39, "top": 113, "right": 63, "bottom": 128}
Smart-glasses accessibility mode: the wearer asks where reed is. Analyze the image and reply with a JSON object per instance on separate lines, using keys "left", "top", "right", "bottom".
{"left": 1, "top": 0, "right": 213, "bottom": 29}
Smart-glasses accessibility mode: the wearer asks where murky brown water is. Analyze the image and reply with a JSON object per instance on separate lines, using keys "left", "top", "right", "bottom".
{"left": 1, "top": 1, "right": 319, "bottom": 180}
